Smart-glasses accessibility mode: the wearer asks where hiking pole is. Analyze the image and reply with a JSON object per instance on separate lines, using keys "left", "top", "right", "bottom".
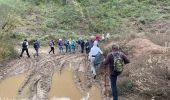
{"left": 104, "top": 67, "right": 108, "bottom": 98}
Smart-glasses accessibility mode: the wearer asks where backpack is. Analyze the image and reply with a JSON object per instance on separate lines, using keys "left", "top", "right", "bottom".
{"left": 113, "top": 52, "right": 124, "bottom": 75}
{"left": 71, "top": 41, "right": 75, "bottom": 46}
{"left": 34, "top": 42, "right": 38, "bottom": 48}
{"left": 94, "top": 52, "right": 103, "bottom": 66}
{"left": 58, "top": 41, "right": 62, "bottom": 46}
{"left": 49, "top": 41, "right": 54, "bottom": 47}
{"left": 22, "top": 41, "right": 27, "bottom": 48}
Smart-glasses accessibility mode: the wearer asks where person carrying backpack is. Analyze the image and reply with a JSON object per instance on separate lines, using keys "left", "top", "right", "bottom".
{"left": 64, "top": 39, "right": 69, "bottom": 53}
{"left": 89, "top": 40, "right": 103, "bottom": 79}
{"left": 58, "top": 39, "right": 64, "bottom": 54}
{"left": 85, "top": 39, "right": 90, "bottom": 54}
{"left": 103, "top": 44, "right": 130, "bottom": 100}
{"left": 89, "top": 36, "right": 95, "bottom": 49}
{"left": 80, "top": 39, "right": 85, "bottom": 53}
{"left": 33, "top": 40, "right": 40, "bottom": 57}
{"left": 77, "top": 38, "right": 81, "bottom": 52}
{"left": 20, "top": 39, "right": 30, "bottom": 58}
{"left": 71, "top": 39, "right": 76, "bottom": 53}
{"left": 49, "top": 40, "right": 55, "bottom": 54}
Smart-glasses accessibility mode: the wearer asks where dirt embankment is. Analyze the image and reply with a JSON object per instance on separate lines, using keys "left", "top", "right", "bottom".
{"left": 127, "top": 38, "right": 170, "bottom": 100}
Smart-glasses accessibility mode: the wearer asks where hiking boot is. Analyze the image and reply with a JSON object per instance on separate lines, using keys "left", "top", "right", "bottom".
{"left": 94, "top": 75, "right": 96, "bottom": 79}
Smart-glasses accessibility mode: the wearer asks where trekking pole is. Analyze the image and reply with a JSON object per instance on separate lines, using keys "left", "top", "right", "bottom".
{"left": 104, "top": 67, "right": 108, "bottom": 97}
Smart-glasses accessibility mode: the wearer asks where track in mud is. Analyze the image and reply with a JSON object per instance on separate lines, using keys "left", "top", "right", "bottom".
{"left": 0, "top": 53, "right": 109, "bottom": 100}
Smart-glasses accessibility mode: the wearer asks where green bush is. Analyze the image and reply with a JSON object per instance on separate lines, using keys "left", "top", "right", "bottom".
{"left": 45, "top": 18, "right": 58, "bottom": 28}
{"left": 0, "top": 32, "right": 17, "bottom": 61}
{"left": 10, "top": 32, "right": 27, "bottom": 39}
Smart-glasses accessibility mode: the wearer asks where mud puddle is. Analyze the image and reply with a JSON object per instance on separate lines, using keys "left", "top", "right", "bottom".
{"left": 88, "top": 87, "right": 101, "bottom": 100}
{"left": 0, "top": 74, "right": 27, "bottom": 100}
{"left": 49, "top": 68, "right": 101, "bottom": 100}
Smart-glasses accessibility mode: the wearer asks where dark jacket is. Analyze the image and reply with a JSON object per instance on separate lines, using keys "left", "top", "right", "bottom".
{"left": 33, "top": 41, "right": 40, "bottom": 49}
{"left": 22, "top": 41, "right": 28, "bottom": 49}
{"left": 80, "top": 40, "right": 85, "bottom": 47}
{"left": 85, "top": 41, "right": 90, "bottom": 48}
{"left": 104, "top": 51, "right": 130, "bottom": 76}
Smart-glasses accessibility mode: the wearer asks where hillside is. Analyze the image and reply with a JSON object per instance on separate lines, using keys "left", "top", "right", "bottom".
{"left": 0, "top": 0, "right": 170, "bottom": 60}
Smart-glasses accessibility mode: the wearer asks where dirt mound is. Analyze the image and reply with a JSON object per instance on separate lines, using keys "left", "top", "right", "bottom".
{"left": 127, "top": 38, "right": 170, "bottom": 99}
{"left": 127, "top": 38, "right": 168, "bottom": 57}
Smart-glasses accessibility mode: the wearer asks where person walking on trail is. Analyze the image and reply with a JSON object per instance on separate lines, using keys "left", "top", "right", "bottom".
{"left": 95, "top": 35, "right": 101, "bottom": 47}
{"left": 64, "top": 39, "right": 69, "bottom": 53}
{"left": 89, "top": 36, "right": 95, "bottom": 49}
{"left": 106, "top": 33, "right": 110, "bottom": 40}
{"left": 68, "top": 39, "right": 71, "bottom": 53}
{"left": 102, "top": 33, "right": 105, "bottom": 41}
{"left": 20, "top": 39, "right": 30, "bottom": 58}
{"left": 33, "top": 40, "right": 40, "bottom": 57}
{"left": 85, "top": 39, "right": 90, "bottom": 54}
{"left": 103, "top": 44, "right": 130, "bottom": 100}
{"left": 89, "top": 40, "right": 103, "bottom": 79}
{"left": 58, "top": 39, "right": 64, "bottom": 54}
{"left": 80, "top": 39, "right": 85, "bottom": 53}
{"left": 77, "top": 38, "right": 81, "bottom": 52}
{"left": 71, "top": 39, "right": 76, "bottom": 53}
{"left": 49, "top": 40, "right": 55, "bottom": 54}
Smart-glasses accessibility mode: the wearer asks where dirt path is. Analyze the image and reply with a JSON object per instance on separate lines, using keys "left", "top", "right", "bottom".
{"left": 0, "top": 47, "right": 110, "bottom": 100}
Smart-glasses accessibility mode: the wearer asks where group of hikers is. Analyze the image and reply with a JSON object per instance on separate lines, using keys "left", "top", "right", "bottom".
{"left": 19, "top": 33, "right": 130, "bottom": 100}
{"left": 20, "top": 39, "right": 40, "bottom": 58}
{"left": 19, "top": 34, "right": 107, "bottom": 57}
{"left": 49, "top": 38, "right": 92, "bottom": 55}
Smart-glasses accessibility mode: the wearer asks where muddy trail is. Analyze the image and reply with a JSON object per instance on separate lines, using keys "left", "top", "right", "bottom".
{"left": 0, "top": 51, "right": 111, "bottom": 100}
{"left": 1, "top": 37, "right": 170, "bottom": 100}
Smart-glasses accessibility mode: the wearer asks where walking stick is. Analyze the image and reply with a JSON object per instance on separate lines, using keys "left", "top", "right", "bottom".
{"left": 104, "top": 66, "right": 109, "bottom": 97}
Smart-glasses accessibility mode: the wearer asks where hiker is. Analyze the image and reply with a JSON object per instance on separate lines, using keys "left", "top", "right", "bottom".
{"left": 102, "top": 33, "right": 105, "bottom": 41}
{"left": 49, "top": 40, "right": 55, "bottom": 54}
{"left": 77, "top": 38, "right": 81, "bottom": 52}
{"left": 68, "top": 39, "right": 71, "bottom": 53}
{"left": 106, "top": 33, "right": 110, "bottom": 40}
{"left": 33, "top": 40, "right": 40, "bottom": 57}
{"left": 64, "top": 39, "right": 69, "bottom": 53}
{"left": 95, "top": 35, "right": 101, "bottom": 46}
{"left": 89, "top": 36, "right": 95, "bottom": 49}
{"left": 80, "top": 39, "right": 85, "bottom": 53}
{"left": 20, "top": 39, "right": 30, "bottom": 58}
{"left": 85, "top": 39, "right": 90, "bottom": 54}
{"left": 71, "top": 39, "right": 76, "bottom": 53}
{"left": 103, "top": 44, "right": 130, "bottom": 100}
{"left": 58, "top": 39, "right": 64, "bottom": 54}
{"left": 89, "top": 40, "right": 103, "bottom": 79}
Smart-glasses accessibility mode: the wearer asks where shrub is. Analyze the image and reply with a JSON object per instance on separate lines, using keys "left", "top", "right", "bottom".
{"left": 0, "top": 32, "right": 17, "bottom": 61}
